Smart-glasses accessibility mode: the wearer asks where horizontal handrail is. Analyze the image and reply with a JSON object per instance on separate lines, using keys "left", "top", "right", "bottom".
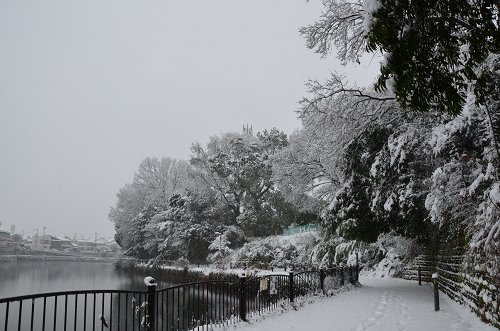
{"left": 0, "top": 289, "right": 147, "bottom": 304}
{"left": 293, "top": 270, "right": 319, "bottom": 276}
{"left": 0, "top": 280, "right": 244, "bottom": 303}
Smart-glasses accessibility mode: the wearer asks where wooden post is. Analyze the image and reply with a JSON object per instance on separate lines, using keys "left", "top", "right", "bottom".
{"left": 320, "top": 269, "right": 325, "bottom": 293}
{"left": 432, "top": 273, "right": 440, "bottom": 311}
{"left": 418, "top": 266, "right": 422, "bottom": 286}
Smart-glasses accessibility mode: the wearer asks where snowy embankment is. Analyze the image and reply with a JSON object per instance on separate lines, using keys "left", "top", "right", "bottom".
{"left": 228, "top": 276, "right": 497, "bottom": 331}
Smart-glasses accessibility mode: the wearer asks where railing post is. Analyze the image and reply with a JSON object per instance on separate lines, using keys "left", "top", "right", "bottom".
{"left": 432, "top": 273, "right": 440, "bottom": 311}
{"left": 239, "top": 273, "right": 247, "bottom": 321}
{"left": 144, "top": 277, "right": 157, "bottom": 331}
{"left": 340, "top": 266, "right": 345, "bottom": 287}
{"left": 418, "top": 266, "right": 422, "bottom": 286}
{"left": 319, "top": 269, "right": 325, "bottom": 293}
{"left": 289, "top": 271, "right": 295, "bottom": 303}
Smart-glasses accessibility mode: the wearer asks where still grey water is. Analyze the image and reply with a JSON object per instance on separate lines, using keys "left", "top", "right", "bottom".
{"left": 0, "top": 260, "right": 153, "bottom": 299}
{"left": 0, "top": 260, "right": 237, "bottom": 331}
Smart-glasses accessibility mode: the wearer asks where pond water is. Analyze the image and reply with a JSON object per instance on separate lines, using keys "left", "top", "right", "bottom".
{"left": 0, "top": 260, "right": 160, "bottom": 299}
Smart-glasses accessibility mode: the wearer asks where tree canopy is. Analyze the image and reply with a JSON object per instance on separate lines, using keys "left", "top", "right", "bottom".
{"left": 301, "top": 0, "right": 499, "bottom": 116}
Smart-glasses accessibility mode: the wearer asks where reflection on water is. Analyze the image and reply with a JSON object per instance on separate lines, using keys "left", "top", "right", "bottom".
{"left": 0, "top": 261, "right": 150, "bottom": 298}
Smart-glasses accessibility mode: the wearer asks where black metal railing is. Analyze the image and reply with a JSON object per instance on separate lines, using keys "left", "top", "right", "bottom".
{"left": 153, "top": 280, "right": 240, "bottom": 331}
{"left": 1, "top": 265, "right": 358, "bottom": 331}
{"left": 244, "top": 273, "right": 289, "bottom": 319}
{"left": 0, "top": 289, "right": 151, "bottom": 331}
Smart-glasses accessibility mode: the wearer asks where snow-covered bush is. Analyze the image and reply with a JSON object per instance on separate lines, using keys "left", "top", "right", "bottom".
{"left": 223, "top": 226, "right": 246, "bottom": 248}
{"left": 361, "top": 233, "right": 419, "bottom": 277}
{"left": 309, "top": 232, "right": 418, "bottom": 277}
{"left": 207, "top": 233, "right": 234, "bottom": 268}
{"left": 174, "top": 257, "right": 190, "bottom": 269}
{"left": 230, "top": 233, "right": 320, "bottom": 269}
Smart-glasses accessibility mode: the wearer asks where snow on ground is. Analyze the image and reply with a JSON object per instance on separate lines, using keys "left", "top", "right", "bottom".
{"left": 227, "top": 276, "right": 497, "bottom": 331}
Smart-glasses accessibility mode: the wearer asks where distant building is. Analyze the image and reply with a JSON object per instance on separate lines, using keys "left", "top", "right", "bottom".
{"left": 25, "top": 236, "right": 32, "bottom": 247}
{"left": 31, "top": 234, "right": 63, "bottom": 251}
{"left": 8, "top": 234, "right": 22, "bottom": 249}
{"left": 75, "top": 240, "right": 98, "bottom": 254}
{"left": 0, "top": 229, "right": 11, "bottom": 251}
{"left": 48, "top": 236, "right": 62, "bottom": 251}
{"left": 29, "top": 233, "right": 117, "bottom": 255}
{"left": 64, "top": 237, "right": 78, "bottom": 251}
{"left": 32, "top": 234, "right": 49, "bottom": 250}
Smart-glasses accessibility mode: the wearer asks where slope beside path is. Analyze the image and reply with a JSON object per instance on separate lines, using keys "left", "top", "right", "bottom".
{"left": 230, "top": 276, "right": 497, "bottom": 331}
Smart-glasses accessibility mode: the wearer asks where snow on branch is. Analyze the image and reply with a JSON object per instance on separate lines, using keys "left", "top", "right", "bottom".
{"left": 300, "top": 0, "right": 366, "bottom": 64}
{"left": 299, "top": 74, "right": 395, "bottom": 118}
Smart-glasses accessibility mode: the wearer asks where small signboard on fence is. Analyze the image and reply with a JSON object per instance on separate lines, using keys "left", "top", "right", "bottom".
{"left": 269, "top": 276, "right": 277, "bottom": 295}
{"left": 260, "top": 277, "right": 269, "bottom": 291}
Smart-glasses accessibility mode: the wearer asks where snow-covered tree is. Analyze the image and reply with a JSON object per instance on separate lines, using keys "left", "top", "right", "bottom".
{"left": 299, "top": 1, "right": 499, "bottom": 279}
{"left": 124, "top": 193, "right": 227, "bottom": 262}
{"left": 190, "top": 129, "right": 299, "bottom": 237}
{"left": 125, "top": 205, "right": 162, "bottom": 259}
{"left": 110, "top": 157, "right": 190, "bottom": 252}
{"left": 132, "top": 157, "right": 189, "bottom": 207}
{"left": 190, "top": 132, "right": 272, "bottom": 218}
{"left": 301, "top": 0, "right": 499, "bottom": 116}
{"left": 324, "top": 114, "right": 435, "bottom": 243}
{"left": 274, "top": 82, "right": 401, "bottom": 210}
{"left": 207, "top": 232, "right": 233, "bottom": 267}
{"left": 366, "top": 0, "right": 499, "bottom": 115}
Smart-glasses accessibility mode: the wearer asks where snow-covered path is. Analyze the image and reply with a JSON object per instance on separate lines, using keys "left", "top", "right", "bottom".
{"left": 231, "top": 277, "right": 497, "bottom": 331}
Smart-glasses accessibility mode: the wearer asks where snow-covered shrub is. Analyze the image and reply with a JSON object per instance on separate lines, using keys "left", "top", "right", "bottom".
{"left": 224, "top": 226, "right": 246, "bottom": 249}
{"left": 361, "top": 233, "right": 419, "bottom": 277}
{"left": 308, "top": 232, "right": 417, "bottom": 277}
{"left": 207, "top": 234, "right": 234, "bottom": 268}
{"left": 323, "top": 275, "right": 341, "bottom": 292}
{"left": 174, "top": 257, "right": 190, "bottom": 269}
{"left": 230, "top": 233, "right": 320, "bottom": 269}
{"left": 310, "top": 237, "right": 338, "bottom": 268}
{"left": 206, "top": 226, "right": 247, "bottom": 267}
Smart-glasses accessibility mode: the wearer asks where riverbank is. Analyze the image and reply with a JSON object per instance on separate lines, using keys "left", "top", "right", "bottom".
{"left": 114, "top": 258, "right": 305, "bottom": 287}
{"left": 115, "top": 258, "right": 242, "bottom": 283}
{"left": 0, "top": 254, "right": 117, "bottom": 263}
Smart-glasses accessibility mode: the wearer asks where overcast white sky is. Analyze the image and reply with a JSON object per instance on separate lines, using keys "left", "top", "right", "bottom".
{"left": 0, "top": 0, "right": 379, "bottom": 238}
